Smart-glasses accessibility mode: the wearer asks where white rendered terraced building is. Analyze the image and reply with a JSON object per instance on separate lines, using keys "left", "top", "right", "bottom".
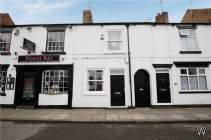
{"left": 0, "top": 11, "right": 211, "bottom": 108}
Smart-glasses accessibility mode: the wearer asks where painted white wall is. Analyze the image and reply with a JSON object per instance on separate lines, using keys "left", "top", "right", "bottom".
{"left": 69, "top": 25, "right": 131, "bottom": 108}
{"left": 72, "top": 58, "right": 130, "bottom": 107}
{"left": 38, "top": 94, "right": 68, "bottom": 105}
{"left": 130, "top": 25, "right": 211, "bottom": 106}
{"left": 10, "top": 27, "right": 46, "bottom": 55}
{"left": 69, "top": 25, "right": 127, "bottom": 55}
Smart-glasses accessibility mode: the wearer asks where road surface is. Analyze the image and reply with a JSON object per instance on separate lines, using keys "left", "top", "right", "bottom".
{"left": 0, "top": 121, "right": 210, "bottom": 140}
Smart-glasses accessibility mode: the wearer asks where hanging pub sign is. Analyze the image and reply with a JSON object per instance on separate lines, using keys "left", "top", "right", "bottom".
{"left": 22, "top": 38, "right": 36, "bottom": 52}
{"left": 18, "top": 55, "right": 60, "bottom": 62}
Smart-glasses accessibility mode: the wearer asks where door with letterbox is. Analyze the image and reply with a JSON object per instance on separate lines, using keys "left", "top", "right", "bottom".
{"left": 110, "top": 70, "right": 125, "bottom": 106}
{"left": 156, "top": 73, "right": 171, "bottom": 103}
{"left": 134, "top": 69, "right": 150, "bottom": 107}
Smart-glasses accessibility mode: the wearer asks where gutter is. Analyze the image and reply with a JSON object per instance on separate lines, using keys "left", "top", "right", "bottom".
{"left": 126, "top": 24, "right": 133, "bottom": 108}
{"left": 1, "top": 22, "right": 211, "bottom": 28}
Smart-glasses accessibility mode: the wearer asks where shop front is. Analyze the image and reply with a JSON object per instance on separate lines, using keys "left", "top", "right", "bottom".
{"left": 14, "top": 55, "right": 73, "bottom": 108}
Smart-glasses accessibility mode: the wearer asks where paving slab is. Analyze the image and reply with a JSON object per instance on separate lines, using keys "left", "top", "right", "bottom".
{"left": 52, "top": 113, "right": 69, "bottom": 120}
{"left": 92, "top": 114, "right": 106, "bottom": 121}
{"left": 68, "top": 115, "right": 93, "bottom": 122}
{"left": 131, "top": 114, "right": 146, "bottom": 120}
{"left": 106, "top": 114, "right": 119, "bottom": 121}
{"left": 118, "top": 114, "right": 133, "bottom": 121}
{"left": 144, "top": 115, "right": 160, "bottom": 120}
{"left": 194, "top": 113, "right": 210, "bottom": 118}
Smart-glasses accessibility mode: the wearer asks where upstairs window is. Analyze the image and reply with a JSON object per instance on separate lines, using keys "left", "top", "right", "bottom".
{"left": 179, "top": 29, "right": 198, "bottom": 51}
{"left": 0, "top": 32, "right": 11, "bottom": 53}
{"left": 47, "top": 31, "right": 65, "bottom": 52}
{"left": 180, "top": 68, "right": 207, "bottom": 91}
{"left": 87, "top": 70, "right": 103, "bottom": 91}
{"left": 107, "top": 31, "right": 122, "bottom": 50}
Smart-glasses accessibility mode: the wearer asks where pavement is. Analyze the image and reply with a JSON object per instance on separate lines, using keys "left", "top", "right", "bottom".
{"left": 1, "top": 107, "right": 211, "bottom": 123}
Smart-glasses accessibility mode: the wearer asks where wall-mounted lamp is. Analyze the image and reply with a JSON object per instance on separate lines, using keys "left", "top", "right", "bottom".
{"left": 68, "top": 25, "right": 72, "bottom": 29}
{"left": 14, "top": 29, "right": 19, "bottom": 36}
{"left": 100, "top": 34, "right": 104, "bottom": 40}
{"left": 26, "top": 26, "right": 32, "bottom": 31}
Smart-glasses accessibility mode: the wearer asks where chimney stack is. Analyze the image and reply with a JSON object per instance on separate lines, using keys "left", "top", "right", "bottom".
{"left": 83, "top": 9, "right": 93, "bottom": 24}
{"left": 155, "top": 12, "right": 169, "bottom": 23}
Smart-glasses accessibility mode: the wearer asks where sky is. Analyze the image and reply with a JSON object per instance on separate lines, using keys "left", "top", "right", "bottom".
{"left": 0, "top": 0, "right": 211, "bottom": 24}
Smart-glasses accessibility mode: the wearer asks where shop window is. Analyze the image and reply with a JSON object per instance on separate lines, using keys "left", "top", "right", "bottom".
{"left": 87, "top": 70, "right": 103, "bottom": 91}
{"left": 47, "top": 31, "right": 65, "bottom": 52}
{"left": 107, "top": 30, "right": 122, "bottom": 50}
{"left": 179, "top": 29, "right": 198, "bottom": 51}
{"left": 0, "top": 67, "right": 7, "bottom": 93}
{"left": 0, "top": 32, "right": 11, "bottom": 53}
{"left": 180, "top": 68, "right": 207, "bottom": 91}
{"left": 41, "top": 70, "right": 69, "bottom": 94}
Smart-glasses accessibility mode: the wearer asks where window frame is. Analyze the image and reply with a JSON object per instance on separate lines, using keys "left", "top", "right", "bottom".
{"left": 41, "top": 69, "right": 69, "bottom": 94}
{"left": 107, "top": 30, "right": 123, "bottom": 51}
{"left": 0, "top": 66, "right": 7, "bottom": 93}
{"left": 0, "top": 32, "right": 12, "bottom": 54}
{"left": 179, "top": 67, "right": 208, "bottom": 92}
{"left": 86, "top": 69, "right": 105, "bottom": 95}
{"left": 46, "top": 30, "right": 65, "bottom": 53}
{"left": 179, "top": 28, "right": 199, "bottom": 52}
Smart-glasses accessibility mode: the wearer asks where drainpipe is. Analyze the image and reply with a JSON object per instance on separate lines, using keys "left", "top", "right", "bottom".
{"left": 126, "top": 24, "right": 133, "bottom": 108}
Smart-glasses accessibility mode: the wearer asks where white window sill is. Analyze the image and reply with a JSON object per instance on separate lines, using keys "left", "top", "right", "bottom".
{"left": 179, "top": 90, "right": 211, "bottom": 94}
